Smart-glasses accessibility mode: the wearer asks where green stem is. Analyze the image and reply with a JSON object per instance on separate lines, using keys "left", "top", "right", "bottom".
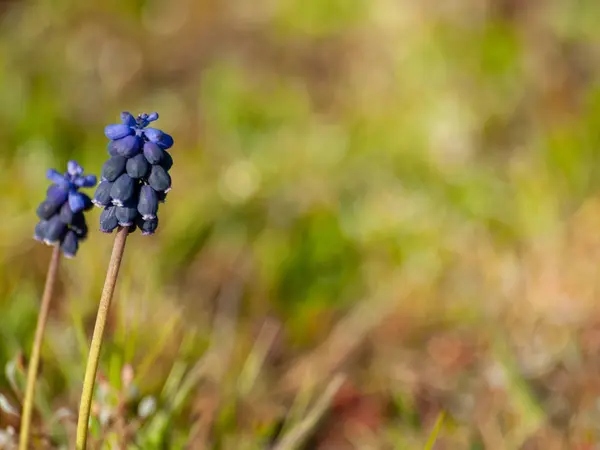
{"left": 76, "top": 227, "right": 128, "bottom": 450}
{"left": 19, "top": 246, "right": 61, "bottom": 450}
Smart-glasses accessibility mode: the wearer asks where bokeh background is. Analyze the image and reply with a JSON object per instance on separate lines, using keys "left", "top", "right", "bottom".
{"left": 2, "top": 0, "right": 600, "bottom": 448}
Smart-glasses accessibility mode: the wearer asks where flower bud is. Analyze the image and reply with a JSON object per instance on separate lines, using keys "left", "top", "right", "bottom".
{"left": 61, "top": 230, "right": 79, "bottom": 258}
{"left": 100, "top": 206, "right": 119, "bottom": 233}
{"left": 109, "top": 135, "right": 141, "bottom": 158}
{"left": 143, "top": 141, "right": 165, "bottom": 165}
{"left": 59, "top": 202, "right": 74, "bottom": 224}
{"left": 136, "top": 216, "right": 158, "bottom": 236}
{"left": 148, "top": 165, "right": 171, "bottom": 192}
{"left": 110, "top": 174, "right": 136, "bottom": 207}
{"left": 105, "top": 124, "right": 134, "bottom": 140}
{"left": 115, "top": 205, "right": 138, "bottom": 227}
{"left": 101, "top": 156, "right": 127, "bottom": 182}
{"left": 34, "top": 220, "right": 48, "bottom": 241}
{"left": 93, "top": 181, "right": 113, "bottom": 207}
{"left": 126, "top": 153, "right": 150, "bottom": 179}
{"left": 44, "top": 216, "right": 67, "bottom": 245}
{"left": 137, "top": 185, "right": 158, "bottom": 220}
{"left": 36, "top": 200, "right": 60, "bottom": 220}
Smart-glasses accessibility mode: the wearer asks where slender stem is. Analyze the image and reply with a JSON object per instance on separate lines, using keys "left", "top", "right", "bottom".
{"left": 19, "top": 246, "right": 61, "bottom": 450}
{"left": 76, "top": 227, "right": 128, "bottom": 450}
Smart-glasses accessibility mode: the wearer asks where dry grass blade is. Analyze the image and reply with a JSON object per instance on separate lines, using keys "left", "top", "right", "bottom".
{"left": 280, "top": 279, "right": 403, "bottom": 394}
{"left": 424, "top": 411, "right": 445, "bottom": 450}
{"left": 202, "top": 270, "right": 245, "bottom": 382}
{"left": 271, "top": 373, "right": 346, "bottom": 450}
{"left": 237, "top": 318, "right": 281, "bottom": 397}
{"left": 175, "top": 259, "right": 249, "bottom": 410}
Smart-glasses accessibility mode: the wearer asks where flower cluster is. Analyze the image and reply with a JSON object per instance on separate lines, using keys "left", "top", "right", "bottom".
{"left": 34, "top": 161, "right": 97, "bottom": 258}
{"left": 93, "top": 112, "right": 173, "bottom": 235}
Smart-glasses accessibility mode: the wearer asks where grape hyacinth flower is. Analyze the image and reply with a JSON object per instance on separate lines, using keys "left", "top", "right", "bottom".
{"left": 77, "top": 112, "right": 175, "bottom": 449}
{"left": 21, "top": 161, "right": 97, "bottom": 450}
{"left": 34, "top": 161, "right": 97, "bottom": 258}
{"left": 94, "top": 112, "right": 174, "bottom": 235}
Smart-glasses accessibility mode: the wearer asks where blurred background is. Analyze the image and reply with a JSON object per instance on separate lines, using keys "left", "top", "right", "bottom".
{"left": 2, "top": 0, "right": 600, "bottom": 448}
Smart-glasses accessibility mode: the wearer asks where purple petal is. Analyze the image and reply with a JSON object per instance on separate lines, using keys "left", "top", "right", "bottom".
{"left": 143, "top": 141, "right": 165, "bottom": 165}
{"left": 143, "top": 128, "right": 163, "bottom": 143}
{"left": 148, "top": 165, "right": 171, "bottom": 192}
{"left": 34, "top": 221, "right": 48, "bottom": 242}
{"left": 105, "top": 124, "right": 134, "bottom": 140}
{"left": 74, "top": 174, "right": 97, "bottom": 188}
{"left": 93, "top": 181, "right": 113, "bottom": 207}
{"left": 110, "top": 135, "right": 141, "bottom": 158}
{"left": 68, "top": 191, "right": 86, "bottom": 213}
{"left": 120, "top": 112, "right": 136, "bottom": 127}
{"left": 107, "top": 140, "right": 120, "bottom": 157}
{"left": 147, "top": 112, "right": 159, "bottom": 122}
{"left": 44, "top": 216, "right": 67, "bottom": 245}
{"left": 156, "top": 133, "right": 174, "bottom": 150}
{"left": 37, "top": 200, "right": 61, "bottom": 220}
{"left": 71, "top": 213, "right": 88, "bottom": 239}
{"left": 115, "top": 205, "right": 138, "bottom": 226}
{"left": 47, "top": 184, "right": 69, "bottom": 205}
{"left": 67, "top": 160, "right": 84, "bottom": 176}
{"left": 46, "top": 169, "right": 70, "bottom": 188}
{"left": 61, "top": 230, "right": 79, "bottom": 258}
{"left": 137, "top": 185, "right": 158, "bottom": 219}
{"left": 100, "top": 206, "right": 119, "bottom": 233}
{"left": 109, "top": 174, "right": 135, "bottom": 206}
{"left": 136, "top": 216, "right": 158, "bottom": 236}
{"left": 58, "top": 201, "right": 74, "bottom": 224}
{"left": 160, "top": 151, "right": 173, "bottom": 171}
{"left": 81, "top": 193, "right": 94, "bottom": 211}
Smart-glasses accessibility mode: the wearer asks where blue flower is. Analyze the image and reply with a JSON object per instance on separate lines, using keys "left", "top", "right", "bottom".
{"left": 110, "top": 174, "right": 135, "bottom": 207}
{"left": 61, "top": 230, "right": 79, "bottom": 258}
{"left": 95, "top": 112, "right": 174, "bottom": 235}
{"left": 99, "top": 205, "right": 118, "bottom": 233}
{"left": 101, "top": 156, "right": 127, "bottom": 182}
{"left": 136, "top": 216, "right": 158, "bottom": 236}
{"left": 92, "top": 181, "right": 113, "bottom": 207}
{"left": 34, "top": 161, "right": 97, "bottom": 257}
{"left": 46, "top": 161, "right": 97, "bottom": 214}
{"left": 138, "top": 185, "right": 158, "bottom": 220}
{"left": 104, "top": 112, "right": 173, "bottom": 152}
{"left": 148, "top": 165, "right": 171, "bottom": 193}
{"left": 115, "top": 205, "right": 138, "bottom": 227}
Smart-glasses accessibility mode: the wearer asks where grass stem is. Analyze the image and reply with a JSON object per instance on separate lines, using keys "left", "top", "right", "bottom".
{"left": 19, "top": 246, "right": 61, "bottom": 450}
{"left": 76, "top": 226, "right": 128, "bottom": 449}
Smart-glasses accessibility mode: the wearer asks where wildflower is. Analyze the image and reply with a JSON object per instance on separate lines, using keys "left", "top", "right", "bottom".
{"left": 95, "top": 112, "right": 174, "bottom": 235}
{"left": 34, "top": 161, "right": 97, "bottom": 258}
{"left": 110, "top": 174, "right": 136, "bottom": 207}
{"left": 148, "top": 165, "right": 171, "bottom": 192}
{"left": 137, "top": 185, "right": 158, "bottom": 220}
{"left": 126, "top": 153, "right": 149, "bottom": 179}
{"left": 77, "top": 112, "right": 175, "bottom": 448}
{"left": 99, "top": 206, "right": 118, "bottom": 233}
{"left": 136, "top": 216, "right": 158, "bottom": 236}
{"left": 101, "top": 156, "right": 127, "bottom": 182}
{"left": 143, "top": 141, "right": 165, "bottom": 165}
{"left": 92, "top": 181, "right": 113, "bottom": 207}
{"left": 115, "top": 205, "right": 138, "bottom": 227}
{"left": 61, "top": 230, "right": 79, "bottom": 258}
